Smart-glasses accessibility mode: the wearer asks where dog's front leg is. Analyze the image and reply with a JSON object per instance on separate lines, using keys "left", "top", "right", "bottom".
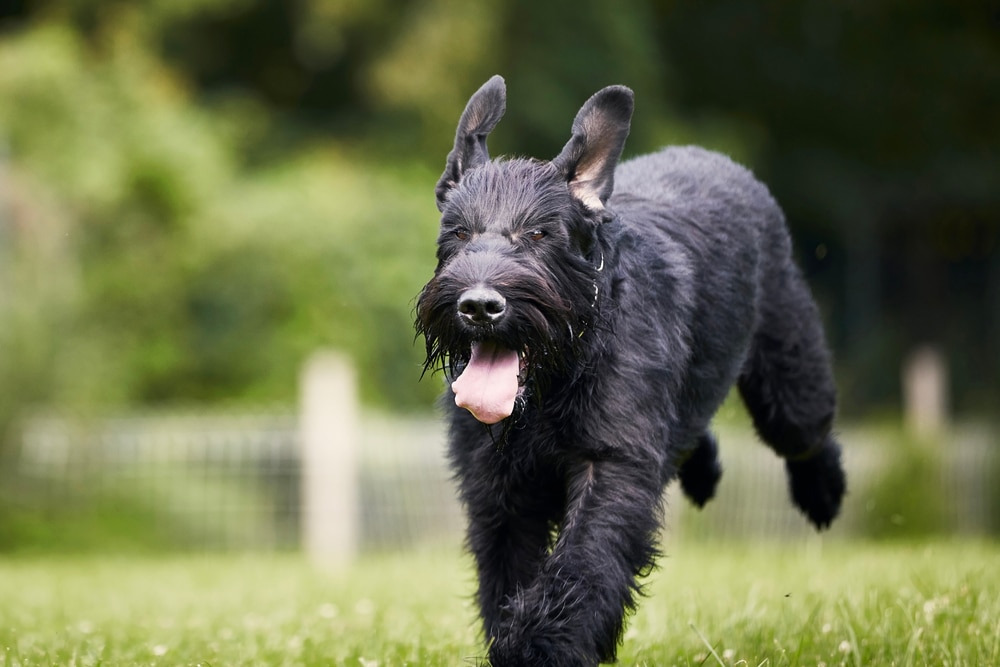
{"left": 466, "top": 498, "right": 554, "bottom": 642}
{"left": 489, "top": 457, "right": 663, "bottom": 667}
{"left": 454, "top": 445, "right": 562, "bottom": 648}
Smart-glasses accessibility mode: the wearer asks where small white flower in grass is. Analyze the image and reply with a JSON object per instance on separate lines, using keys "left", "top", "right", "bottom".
{"left": 821, "top": 623, "right": 832, "bottom": 634}
{"left": 922, "top": 596, "right": 949, "bottom": 623}
{"left": 722, "top": 648, "right": 735, "bottom": 661}
{"left": 358, "top": 659, "right": 378, "bottom": 667}
{"left": 152, "top": 644, "right": 168, "bottom": 656}
{"left": 77, "top": 621, "right": 94, "bottom": 634}
{"left": 838, "top": 640, "right": 852, "bottom": 653}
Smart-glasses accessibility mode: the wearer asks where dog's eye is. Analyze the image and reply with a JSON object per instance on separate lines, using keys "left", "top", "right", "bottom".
{"left": 454, "top": 229, "right": 470, "bottom": 241}
{"left": 528, "top": 230, "right": 546, "bottom": 241}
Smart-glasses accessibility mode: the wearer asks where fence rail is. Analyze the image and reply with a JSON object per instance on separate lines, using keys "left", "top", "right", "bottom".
{"left": 14, "top": 414, "right": 999, "bottom": 553}
{"left": 8, "top": 356, "right": 999, "bottom": 556}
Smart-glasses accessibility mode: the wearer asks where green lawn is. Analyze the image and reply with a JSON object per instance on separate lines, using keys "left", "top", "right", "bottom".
{"left": 1, "top": 541, "right": 997, "bottom": 666}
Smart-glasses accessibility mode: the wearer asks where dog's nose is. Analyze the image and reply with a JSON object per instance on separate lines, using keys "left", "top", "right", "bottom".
{"left": 458, "top": 287, "right": 506, "bottom": 325}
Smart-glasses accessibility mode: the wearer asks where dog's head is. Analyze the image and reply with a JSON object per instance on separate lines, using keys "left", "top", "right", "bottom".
{"left": 415, "top": 76, "right": 634, "bottom": 424}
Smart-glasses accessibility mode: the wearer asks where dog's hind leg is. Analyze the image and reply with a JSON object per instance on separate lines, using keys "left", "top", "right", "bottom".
{"left": 737, "top": 261, "right": 846, "bottom": 529}
{"left": 678, "top": 431, "right": 723, "bottom": 508}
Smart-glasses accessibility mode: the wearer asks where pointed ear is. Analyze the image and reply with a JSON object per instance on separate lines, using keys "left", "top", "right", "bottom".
{"left": 435, "top": 75, "right": 506, "bottom": 211}
{"left": 552, "top": 85, "right": 633, "bottom": 211}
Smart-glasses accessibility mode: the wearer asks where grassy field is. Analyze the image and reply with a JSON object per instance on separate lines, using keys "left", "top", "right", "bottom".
{"left": 0, "top": 541, "right": 997, "bottom": 666}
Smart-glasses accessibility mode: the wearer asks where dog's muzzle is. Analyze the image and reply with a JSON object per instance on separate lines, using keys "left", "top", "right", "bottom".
{"left": 450, "top": 286, "right": 523, "bottom": 424}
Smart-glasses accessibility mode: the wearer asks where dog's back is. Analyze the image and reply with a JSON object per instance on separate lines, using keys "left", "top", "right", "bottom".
{"left": 616, "top": 145, "right": 774, "bottom": 211}
{"left": 612, "top": 145, "right": 786, "bottom": 268}
{"left": 606, "top": 146, "right": 788, "bottom": 440}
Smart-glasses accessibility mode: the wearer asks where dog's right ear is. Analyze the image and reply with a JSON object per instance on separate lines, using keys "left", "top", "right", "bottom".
{"left": 435, "top": 75, "right": 507, "bottom": 211}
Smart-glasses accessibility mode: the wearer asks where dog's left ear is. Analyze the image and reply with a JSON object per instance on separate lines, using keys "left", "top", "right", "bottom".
{"left": 436, "top": 75, "right": 507, "bottom": 211}
{"left": 553, "top": 86, "right": 634, "bottom": 212}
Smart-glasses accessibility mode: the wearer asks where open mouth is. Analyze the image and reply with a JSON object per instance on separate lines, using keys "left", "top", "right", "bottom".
{"left": 451, "top": 341, "right": 528, "bottom": 424}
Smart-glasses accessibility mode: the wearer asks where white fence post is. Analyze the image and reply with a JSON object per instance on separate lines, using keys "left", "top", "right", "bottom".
{"left": 902, "top": 345, "right": 948, "bottom": 439}
{"left": 300, "top": 351, "right": 359, "bottom": 565}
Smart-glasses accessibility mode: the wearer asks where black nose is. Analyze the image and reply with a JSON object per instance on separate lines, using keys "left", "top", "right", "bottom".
{"left": 458, "top": 287, "right": 507, "bottom": 325}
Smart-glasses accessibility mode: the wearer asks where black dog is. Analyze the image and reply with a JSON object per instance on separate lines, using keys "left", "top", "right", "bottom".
{"left": 416, "top": 76, "right": 846, "bottom": 667}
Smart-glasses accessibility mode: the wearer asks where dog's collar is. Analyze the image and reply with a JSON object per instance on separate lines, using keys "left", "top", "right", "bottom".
{"left": 572, "top": 252, "right": 604, "bottom": 340}
{"left": 591, "top": 251, "right": 604, "bottom": 309}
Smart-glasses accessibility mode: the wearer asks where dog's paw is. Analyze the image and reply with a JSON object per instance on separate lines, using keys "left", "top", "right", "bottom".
{"left": 785, "top": 437, "right": 846, "bottom": 530}
{"left": 489, "top": 634, "right": 589, "bottom": 667}
{"left": 678, "top": 433, "right": 723, "bottom": 508}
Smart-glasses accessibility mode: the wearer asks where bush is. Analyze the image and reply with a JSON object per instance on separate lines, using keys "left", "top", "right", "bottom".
{"left": 857, "top": 429, "right": 950, "bottom": 540}
{"left": 0, "top": 23, "right": 442, "bottom": 459}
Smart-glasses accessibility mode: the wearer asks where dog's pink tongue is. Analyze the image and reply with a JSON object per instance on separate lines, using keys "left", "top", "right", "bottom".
{"left": 452, "top": 342, "right": 520, "bottom": 424}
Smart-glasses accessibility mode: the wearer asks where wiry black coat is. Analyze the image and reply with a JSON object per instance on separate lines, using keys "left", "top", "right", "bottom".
{"left": 416, "top": 76, "right": 846, "bottom": 667}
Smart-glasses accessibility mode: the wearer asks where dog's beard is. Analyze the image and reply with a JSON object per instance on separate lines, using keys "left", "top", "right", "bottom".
{"left": 415, "top": 279, "right": 595, "bottom": 420}
{"left": 415, "top": 241, "right": 604, "bottom": 426}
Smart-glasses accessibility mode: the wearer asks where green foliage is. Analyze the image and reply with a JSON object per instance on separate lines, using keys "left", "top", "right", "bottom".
{"left": 188, "top": 155, "right": 442, "bottom": 407}
{"left": 0, "top": 22, "right": 236, "bottom": 421}
{"left": 0, "top": 19, "right": 442, "bottom": 451}
{"left": 1, "top": 0, "right": 998, "bottom": 439}
{"left": 0, "top": 544, "right": 997, "bottom": 665}
{"left": 856, "top": 429, "right": 950, "bottom": 540}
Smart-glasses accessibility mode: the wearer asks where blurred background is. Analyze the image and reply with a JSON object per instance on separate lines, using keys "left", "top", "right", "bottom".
{"left": 0, "top": 0, "right": 997, "bottom": 555}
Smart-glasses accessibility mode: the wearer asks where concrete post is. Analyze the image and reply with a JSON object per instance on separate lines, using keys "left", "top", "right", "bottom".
{"left": 300, "top": 351, "right": 359, "bottom": 565}
{"left": 902, "top": 345, "right": 948, "bottom": 439}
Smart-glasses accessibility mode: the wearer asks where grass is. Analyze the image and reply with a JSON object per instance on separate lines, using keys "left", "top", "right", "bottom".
{"left": 0, "top": 541, "right": 997, "bottom": 666}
